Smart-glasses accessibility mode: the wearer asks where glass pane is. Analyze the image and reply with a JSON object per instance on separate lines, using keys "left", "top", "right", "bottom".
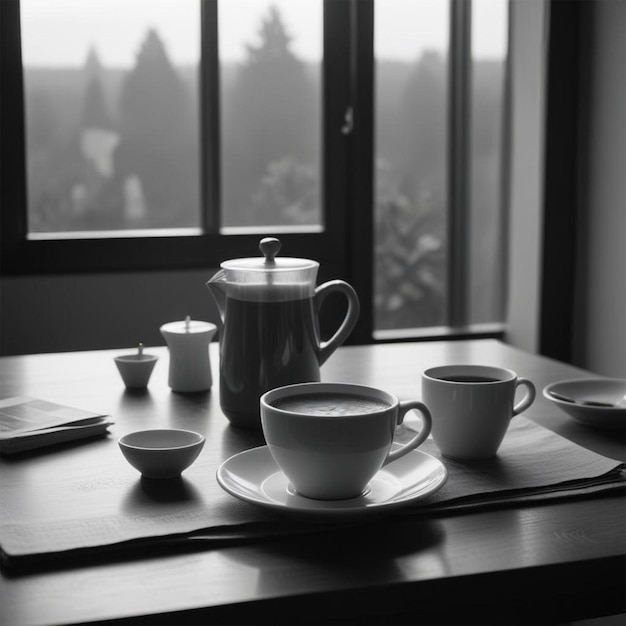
{"left": 374, "top": 0, "right": 449, "bottom": 331}
{"left": 219, "top": 0, "right": 322, "bottom": 230}
{"left": 468, "top": 0, "right": 509, "bottom": 324}
{"left": 21, "top": 0, "right": 200, "bottom": 235}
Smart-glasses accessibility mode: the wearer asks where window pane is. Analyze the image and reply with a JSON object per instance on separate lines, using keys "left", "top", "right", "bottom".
{"left": 374, "top": 0, "right": 449, "bottom": 331}
{"left": 219, "top": 0, "right": 322, "bottom": 230}
{"left": 21, "top": 0, "right": 200, "bottom": 235}
{"left": 468, "top": 0, "right": 509, "bottom": 324}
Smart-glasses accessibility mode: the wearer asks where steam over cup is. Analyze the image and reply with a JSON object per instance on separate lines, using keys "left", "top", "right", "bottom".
{"left": 422, "top": 365, "right": 536, "bottom": 461}
{"left": 260, "top": 382, "right": 432, "bottom": 500}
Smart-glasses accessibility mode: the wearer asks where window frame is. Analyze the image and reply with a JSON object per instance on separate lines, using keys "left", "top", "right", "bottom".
{"left": 1, "top": 0, "right": 354, "bottom": 274}
{"left": 1, "top": 0, "right": 509, "bottom": 345}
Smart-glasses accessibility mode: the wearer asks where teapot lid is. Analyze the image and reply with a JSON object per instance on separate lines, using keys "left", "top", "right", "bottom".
{"left": 220, "top": 237, "right": 318, "bottom": 273}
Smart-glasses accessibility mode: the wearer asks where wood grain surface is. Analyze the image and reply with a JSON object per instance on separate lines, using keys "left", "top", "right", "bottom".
{"left": 0, "top": 340, "right": 624, "bottom": 625}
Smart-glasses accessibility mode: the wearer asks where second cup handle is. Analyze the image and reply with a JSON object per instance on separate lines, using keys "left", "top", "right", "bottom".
{"left": 512, "top": 378, "right": 536, "bottom": 416}
{"left": 316, "top": 280, "right": 360, "bottom": 366}
{"left": 384, "top": 401, "right": 432, "bottom": 466}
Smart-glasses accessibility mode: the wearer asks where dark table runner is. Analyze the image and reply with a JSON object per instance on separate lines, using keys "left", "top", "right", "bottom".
{"left": 1, "top": 417, "right": 624, "bottom": 571}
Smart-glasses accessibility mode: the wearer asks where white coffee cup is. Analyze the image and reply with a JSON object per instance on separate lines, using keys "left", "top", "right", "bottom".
{"left": 422, "top": 365, "right": 536, "bottom": 461}
{"left": 260, "top": 382, "right": 432, "bottom": 500}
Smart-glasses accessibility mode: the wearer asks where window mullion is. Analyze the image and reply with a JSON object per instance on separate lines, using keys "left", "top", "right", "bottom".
{"left": 447, "top": 0, "right": 472, "bottom": 327}
{"left": 200, "top": 0, "right": 220, "bottom": 234}
{"left": 345, "top": 0, "right": 374, "bottom": 344}
{"left": 0, "top": 0, "right": 29, "bottom": 257}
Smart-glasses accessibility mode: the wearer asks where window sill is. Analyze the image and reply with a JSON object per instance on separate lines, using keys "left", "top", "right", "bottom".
{"left": 373, "top": 322, "right": 507, "bottom": 343}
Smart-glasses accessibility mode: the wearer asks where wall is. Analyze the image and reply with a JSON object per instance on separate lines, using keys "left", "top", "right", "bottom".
{"left": 0, "top": 270, "right": 221, "bottom": 354}
{"left": 505, "top": 0, "right": 625, "bottom": 378}
{"left": 505, "top": 0, "right": 548, "bottom": 355}
{"left": 572, "top": 0, "right": 626, "bottom": 377}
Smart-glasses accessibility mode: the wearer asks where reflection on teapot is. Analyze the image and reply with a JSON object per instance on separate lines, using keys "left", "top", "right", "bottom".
{"left": 207, "top": 237, "right": 359, "bottom": 430}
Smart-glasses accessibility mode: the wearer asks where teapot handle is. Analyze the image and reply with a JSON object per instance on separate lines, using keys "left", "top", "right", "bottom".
{"left": 315, "top": 280, "right": 360, "bottom": 366}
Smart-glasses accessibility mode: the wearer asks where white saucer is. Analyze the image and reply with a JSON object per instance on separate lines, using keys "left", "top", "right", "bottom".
{"left": 216, "top": 446, "right": 448, "bottom": 519}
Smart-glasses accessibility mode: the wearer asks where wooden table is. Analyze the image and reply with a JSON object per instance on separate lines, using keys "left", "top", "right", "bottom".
{"left": 0, "top": 340, "right": 624, "bottom": 625}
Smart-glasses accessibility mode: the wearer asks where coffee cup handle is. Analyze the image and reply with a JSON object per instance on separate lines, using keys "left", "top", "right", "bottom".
{"left": 316, "top": 280, "right": 360, "bottom": 366}
{"left": 383, "top": 401, "right": 432, "bottom": 466}
{"left": 512, "top": 378, "right": 536, "bottom": 417}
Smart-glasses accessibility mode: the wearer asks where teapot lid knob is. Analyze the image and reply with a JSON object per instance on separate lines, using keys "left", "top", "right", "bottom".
{"left": 259, "top": 237, "right": 282, "bottom": 265}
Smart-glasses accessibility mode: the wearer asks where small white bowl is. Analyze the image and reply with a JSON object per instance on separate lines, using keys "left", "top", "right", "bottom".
{"left": 118, "top": 429, "right": 205, "bottom": 478}
{"left": 543, "top": 378, "right": 626, "bottom": 430}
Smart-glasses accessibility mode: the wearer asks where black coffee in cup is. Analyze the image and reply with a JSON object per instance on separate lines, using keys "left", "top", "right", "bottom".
{"left": 437, "top": 375, "right": 500, "bottom": 383}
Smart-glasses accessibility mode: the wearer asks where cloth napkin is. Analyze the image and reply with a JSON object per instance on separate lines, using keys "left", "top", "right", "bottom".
{"left": 1, "top": 417, "right": 624, "bottom": 572}
{"left": 410, "top": 416, "right": 625, "bottom": 512}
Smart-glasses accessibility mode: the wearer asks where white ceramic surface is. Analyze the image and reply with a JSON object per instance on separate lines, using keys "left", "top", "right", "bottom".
{"left": 422, "top": 365, "right": 536, "bottom": 461}
{"left": 260, "top": 382, "right": 432, "bottom": 500}
{"left": 216, "top": 445, "right": 447, "bottom": 519}
{"left": 118, "top": 429, "right": 205, "bottom": 478}
{"left": 160, "top": 320, "right": 216, "bottom": 392}
{"left": 543, "top": 378, "right": 626, "bottom": 430}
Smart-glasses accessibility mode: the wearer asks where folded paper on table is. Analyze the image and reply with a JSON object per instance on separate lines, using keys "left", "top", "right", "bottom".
{"left": 0, "top": 417, "right": 624, "bottom": 571}
{"left": 0, "top": 397, "right": 113, "bottom": 455}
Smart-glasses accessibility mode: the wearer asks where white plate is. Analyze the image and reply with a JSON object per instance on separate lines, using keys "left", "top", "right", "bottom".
{"left": 543, "top": 378, "right": 626, "bottom": 430}
{"left": 216, "top": 446, "right": 448, "bottom": 519}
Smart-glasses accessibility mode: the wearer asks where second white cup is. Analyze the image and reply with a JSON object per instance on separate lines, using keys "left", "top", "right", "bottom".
{"left": 422, "top": 364, "right": 536, "bottom": 461}
{"left": 260, "top": 382, "right": 432, "bottom": 500}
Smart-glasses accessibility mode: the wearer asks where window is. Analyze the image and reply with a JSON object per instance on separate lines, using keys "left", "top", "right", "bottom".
{"left": 18, "top": 0, "right": 323, "bottom": 235}
{"left": 1, "top": 0, "right": 509, "bottom": 343}
{"left": 20, "top": 0, "right": 203, "bottom": 235}
{"left": 374, "top": 0, "right": 449, "bottom": 332}
{"left": 373, "top": 0, "right": 508, "bottom": 337}
{"left": 219, "top": 1, "right": 322, "bottom": 231}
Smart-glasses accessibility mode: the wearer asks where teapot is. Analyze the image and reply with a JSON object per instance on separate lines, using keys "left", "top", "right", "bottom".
{"left": 207, "top": 237, "right": 360, "bottom": 429}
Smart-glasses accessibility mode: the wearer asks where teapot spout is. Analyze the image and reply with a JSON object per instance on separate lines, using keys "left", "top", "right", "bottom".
{"left": 206, "top": 269, "right": 227, "bottom": 322}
